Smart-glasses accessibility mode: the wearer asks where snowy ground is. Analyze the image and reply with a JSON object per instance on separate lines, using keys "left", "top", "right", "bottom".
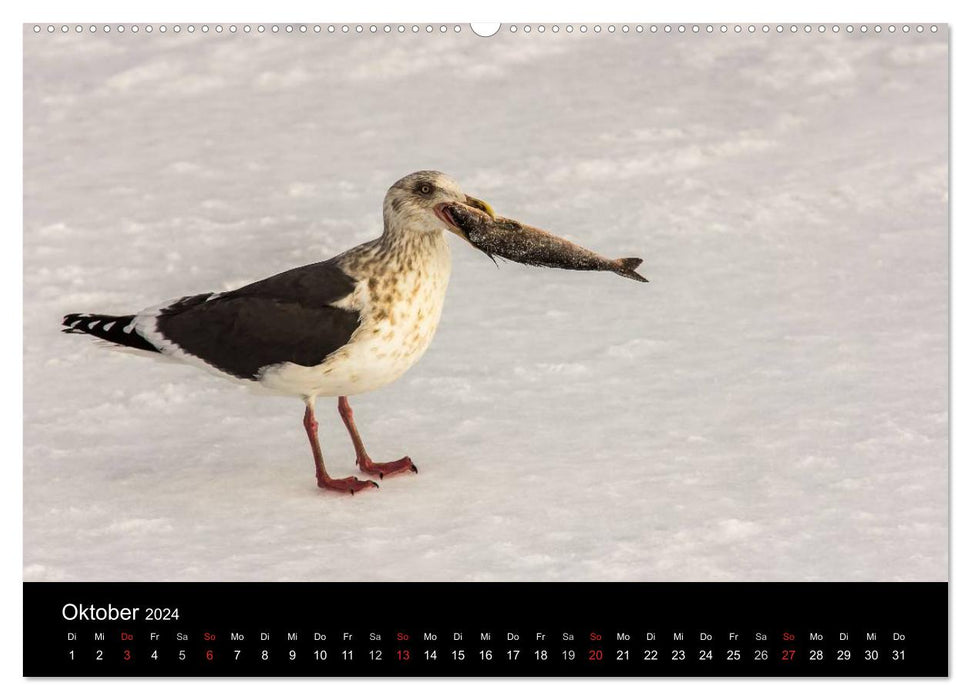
{"left": 24, "top": 26, "right": 948, "bottom": 581}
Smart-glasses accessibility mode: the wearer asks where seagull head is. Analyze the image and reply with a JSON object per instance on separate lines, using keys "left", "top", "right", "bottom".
{"left": 384, "top": 170, "right": 494, "bottom": 236}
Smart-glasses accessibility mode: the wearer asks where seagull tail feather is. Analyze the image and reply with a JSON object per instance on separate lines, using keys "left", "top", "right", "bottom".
{"left": 612, "top": 257, "right": 649, "bottom": 283}
{"left": 61, "top": 313, "right": 161, "bottom": 353}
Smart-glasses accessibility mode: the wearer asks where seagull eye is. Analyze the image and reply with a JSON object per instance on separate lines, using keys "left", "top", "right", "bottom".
{"left": 419, "top": 183, "right": 432, "bottom": 195}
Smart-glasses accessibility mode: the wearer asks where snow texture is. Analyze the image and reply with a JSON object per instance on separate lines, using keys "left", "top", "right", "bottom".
{"left": 24, "top": 27, "right": 948, "bottom": 582}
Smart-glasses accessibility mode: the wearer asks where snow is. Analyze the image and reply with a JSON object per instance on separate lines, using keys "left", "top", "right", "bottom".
{"left": 23, "top": 27, "right": 948, "bottom": 581}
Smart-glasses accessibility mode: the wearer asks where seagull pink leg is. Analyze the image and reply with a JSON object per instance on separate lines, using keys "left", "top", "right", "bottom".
{"left": 303, "top": 403, "right": 377, "bottom": 495}
{"left": 338, "top": 396, "right": 418, "bottom": 479}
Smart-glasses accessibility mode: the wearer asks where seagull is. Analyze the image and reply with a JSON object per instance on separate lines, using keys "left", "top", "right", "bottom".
{"left": 62, "top": 171, "right": 497, "bottom": 495}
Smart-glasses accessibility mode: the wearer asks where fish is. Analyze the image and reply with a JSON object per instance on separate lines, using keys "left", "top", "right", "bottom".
{"left": 435, "top": 201, "right": 648, "bottom": 283}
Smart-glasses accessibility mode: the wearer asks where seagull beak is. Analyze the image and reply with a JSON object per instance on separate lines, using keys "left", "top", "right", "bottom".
{"left": 465, "top": 195, "right": 495, "bottom": 220}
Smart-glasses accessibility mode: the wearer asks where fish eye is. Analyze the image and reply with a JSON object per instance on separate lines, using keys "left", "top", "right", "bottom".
{"left": 419, "top": 183, "right": 433, "bottom": 195}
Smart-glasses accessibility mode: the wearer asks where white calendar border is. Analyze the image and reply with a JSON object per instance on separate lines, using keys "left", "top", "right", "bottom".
{"left": 2, "top": 0, "right": 963, "bottom": 697}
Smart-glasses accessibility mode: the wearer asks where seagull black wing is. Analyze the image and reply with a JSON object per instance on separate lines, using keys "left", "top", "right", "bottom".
{"left": 151, "top": 259, "right": 361, "bottom": 380}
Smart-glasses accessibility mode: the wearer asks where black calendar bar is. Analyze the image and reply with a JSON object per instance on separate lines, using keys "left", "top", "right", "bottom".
{"left": 24, "top": 582, "right": 947, "bottom": 677}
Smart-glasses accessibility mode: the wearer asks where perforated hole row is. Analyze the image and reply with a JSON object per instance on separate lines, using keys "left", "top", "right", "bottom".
{"left": 30, "top": 23, "right": 941, "bottom": 36}
{"left": 30, "top": 24, "right": 468, "bottom": 35}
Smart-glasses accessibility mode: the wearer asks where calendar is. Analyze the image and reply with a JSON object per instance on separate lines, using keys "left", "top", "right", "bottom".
{"left": 25, "top": 583, "right": 947, "bottom": 676}
{"left": 23, "top": 20, "right": 949, "bottom": 680}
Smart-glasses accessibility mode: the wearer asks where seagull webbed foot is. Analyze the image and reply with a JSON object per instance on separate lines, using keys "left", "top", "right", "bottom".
{"left": 317, "top": 475, "right": 379, "bottom": 495}
{"left": 358, "top": 456, "right": 418, "bottom": 479}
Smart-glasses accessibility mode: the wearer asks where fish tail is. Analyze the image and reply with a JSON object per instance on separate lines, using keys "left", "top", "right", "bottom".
{"left": 613, "top": 257, "right": 649, "bottom": 283}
